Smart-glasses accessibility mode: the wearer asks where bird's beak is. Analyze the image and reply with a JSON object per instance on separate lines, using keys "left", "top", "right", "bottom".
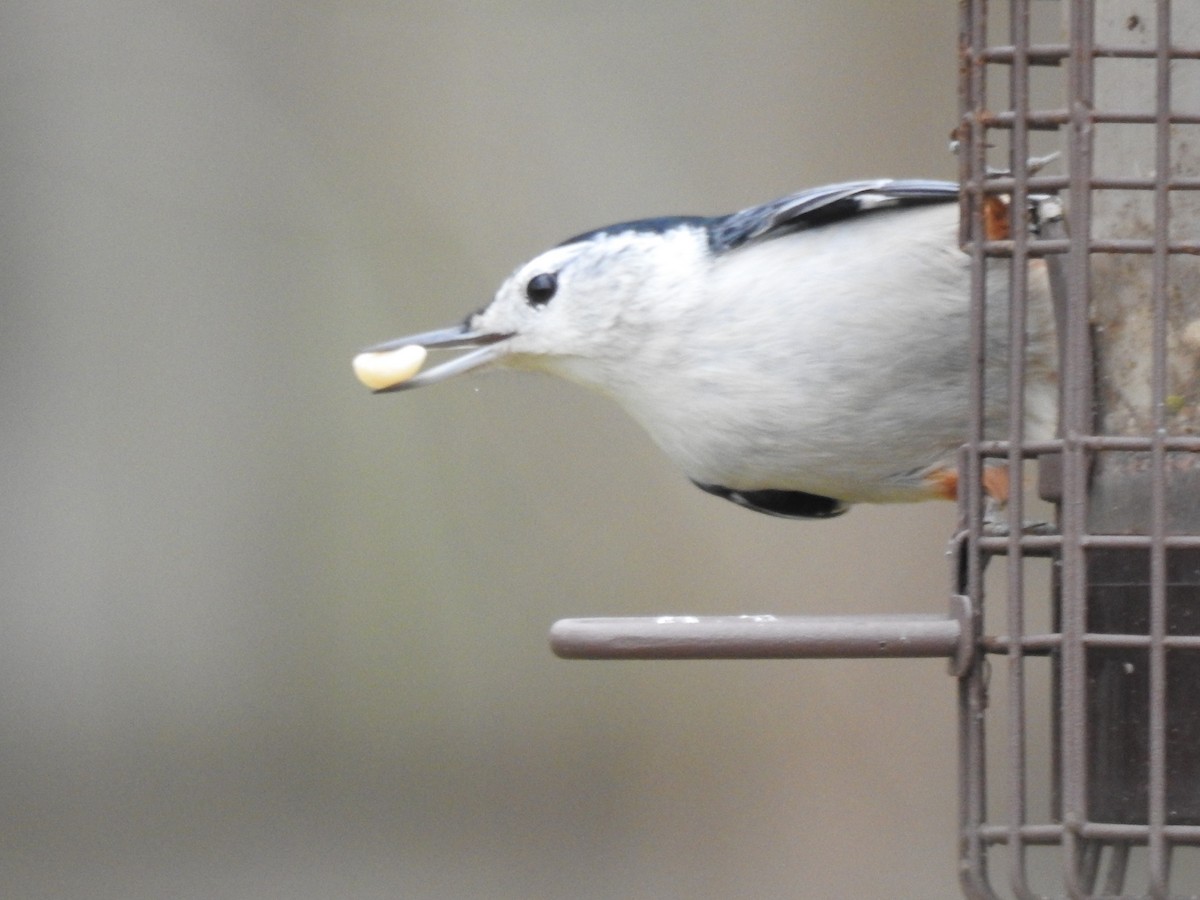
{"left": 353, "top": 324, "right": 513, "bottom": 393}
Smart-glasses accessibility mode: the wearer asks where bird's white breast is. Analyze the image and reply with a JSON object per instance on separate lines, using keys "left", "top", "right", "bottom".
{"left": 599, "top": 204, "right": 1055, "bottom": 503}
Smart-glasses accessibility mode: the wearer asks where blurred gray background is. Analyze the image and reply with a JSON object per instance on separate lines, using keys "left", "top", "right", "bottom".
{"left": 2, "top": 3, "right": 967, "bottom": 897}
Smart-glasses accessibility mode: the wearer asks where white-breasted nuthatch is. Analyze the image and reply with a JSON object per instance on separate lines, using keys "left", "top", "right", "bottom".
{"left": 354, "top": 180, "right": 1057, "bottom": 519}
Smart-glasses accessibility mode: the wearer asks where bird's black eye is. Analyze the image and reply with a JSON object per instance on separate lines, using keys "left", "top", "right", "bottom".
{"left": 525, "top": 272, "right": 558, "bottom": 306}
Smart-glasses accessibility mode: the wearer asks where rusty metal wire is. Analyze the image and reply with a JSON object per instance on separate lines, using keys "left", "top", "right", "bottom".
{"left": 958, "top": 1, "right": 1200, "bottom": 897}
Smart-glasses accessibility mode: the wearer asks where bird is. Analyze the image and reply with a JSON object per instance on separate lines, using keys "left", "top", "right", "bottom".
{"left": 353, "top": 179, "right": 1058, "bottom": 519}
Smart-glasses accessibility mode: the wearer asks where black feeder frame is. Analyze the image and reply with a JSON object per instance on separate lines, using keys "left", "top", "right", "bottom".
{"left": 551, "top": 1, "right": 1200, "bottom": 896}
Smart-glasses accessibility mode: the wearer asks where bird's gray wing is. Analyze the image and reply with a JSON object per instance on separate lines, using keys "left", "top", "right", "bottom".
{"left": 709, "top": 179, "right": 959, "bottom": 252}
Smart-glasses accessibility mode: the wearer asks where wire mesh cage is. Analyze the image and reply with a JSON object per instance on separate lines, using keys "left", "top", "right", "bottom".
{"left": 957, "top": 1, "right": 1200, "bottom": 897}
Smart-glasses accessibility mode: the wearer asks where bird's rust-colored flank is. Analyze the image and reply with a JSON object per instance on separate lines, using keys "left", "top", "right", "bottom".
{"left": 926, "top": 465, "right": 1011, "bottom": 504}
{"left": 983, "top": 194, "right": 1012, "bottom": 241}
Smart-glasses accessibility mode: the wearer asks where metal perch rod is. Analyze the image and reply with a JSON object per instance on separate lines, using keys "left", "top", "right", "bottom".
{"left": 551, "top": 598, "right": 972, "bottom": 672}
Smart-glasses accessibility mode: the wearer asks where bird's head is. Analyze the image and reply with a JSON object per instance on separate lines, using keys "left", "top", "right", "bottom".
{"left": 354, "top": 218, "right": 712, "bottom": 395}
